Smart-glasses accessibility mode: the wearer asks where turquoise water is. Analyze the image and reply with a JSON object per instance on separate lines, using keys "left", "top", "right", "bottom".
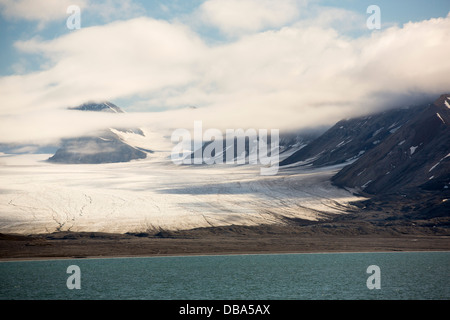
{"left": 0, "top": 252, "right": 449, "bottom": 300}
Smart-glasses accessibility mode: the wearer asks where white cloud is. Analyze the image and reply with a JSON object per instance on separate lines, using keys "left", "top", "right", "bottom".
{"left": 293, "top": 6, "right": 367, "bottom": 33}
{"left": 0, "top": 0, "right": 143, "bottom": 26}
{"left": 85, "top": 0, "right": 145, "bottom": 22}
{"left": 0, "top": 0, "right": 87, "bottom": 23}
{"left": 2, "top": 17, "right": 206, "bottom": 116}
{"left": 1, "top": 9, "right": 450, "bottom": 145}
{"left": 196, "top": 0, "right": 305, "bottom": 37}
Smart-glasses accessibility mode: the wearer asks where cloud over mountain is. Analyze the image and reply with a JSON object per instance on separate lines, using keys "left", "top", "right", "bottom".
{"left": 0, "top": 2, "right": 449, "bottom": 145}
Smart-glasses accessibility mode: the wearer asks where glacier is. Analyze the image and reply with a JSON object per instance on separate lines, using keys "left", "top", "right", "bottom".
{"left": 0, "top": 130, "right": 362, "bottom": 234}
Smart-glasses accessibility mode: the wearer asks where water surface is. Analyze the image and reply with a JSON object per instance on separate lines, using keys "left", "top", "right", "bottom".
{"left": 1, "top": 252, "right": 448, "bottom": 300}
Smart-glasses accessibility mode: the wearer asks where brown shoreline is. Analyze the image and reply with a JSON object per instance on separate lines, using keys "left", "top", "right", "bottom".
{"left": 1, "top": 223, "right": 449, "bottom": 261}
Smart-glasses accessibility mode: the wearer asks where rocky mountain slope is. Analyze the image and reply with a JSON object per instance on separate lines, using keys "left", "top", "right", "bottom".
{"left": 280, "top": 105, "right": 425, "bottom": 167}
{"left": 188, "top": 130, "right": 322, "bottom": 165}
{"left": 48, "top": 102, "right": 148, "bottom": 164}
{"left": 332, "top": 94, "right": 450, "bottom": 194}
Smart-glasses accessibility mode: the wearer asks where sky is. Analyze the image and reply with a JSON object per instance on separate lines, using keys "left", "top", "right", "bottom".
{"left": 0, "top": 0, "right": 450, "bottom": 146}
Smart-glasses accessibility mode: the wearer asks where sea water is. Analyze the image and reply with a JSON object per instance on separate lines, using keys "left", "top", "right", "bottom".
{"left": 0, "top": 252, "right": 449, "bottom": 300}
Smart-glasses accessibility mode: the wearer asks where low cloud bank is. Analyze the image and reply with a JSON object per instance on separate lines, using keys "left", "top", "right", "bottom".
{"left": 1, "top": 3, "right": 449, "bottom": 145}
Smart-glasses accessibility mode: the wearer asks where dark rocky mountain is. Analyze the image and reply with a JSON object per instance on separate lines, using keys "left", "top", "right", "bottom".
{"left": 69, "top": 101, "right": 124, "bottom": 113}
{"left": 70, "top": 101, "right": 145, "bottom": 136}
{"left": 280, "top": 105, "right": 425, "bottom": 167}
{"left": 332, "top": 94, "right": 450, "bottom": 194}
{"left": 48, "top": 102, "right": 147, "bottom": 164}
{"left": 187, "top": 129, "right": 324, "bottom": 165}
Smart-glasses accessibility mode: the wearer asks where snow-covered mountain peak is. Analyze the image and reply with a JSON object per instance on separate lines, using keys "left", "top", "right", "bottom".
{"left": 69, "top": 101, "right": 124, "bottom": 113}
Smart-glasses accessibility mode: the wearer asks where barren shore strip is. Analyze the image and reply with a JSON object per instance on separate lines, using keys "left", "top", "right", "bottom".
{"left": 1, "top": 223, "right": 449, "bottom": 261}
